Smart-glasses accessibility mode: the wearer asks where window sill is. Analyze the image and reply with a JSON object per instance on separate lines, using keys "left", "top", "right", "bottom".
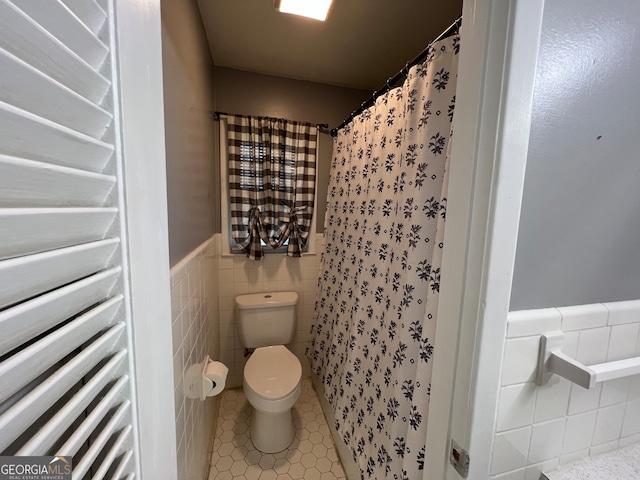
{"left": 220, "top": 251, "right": 317, "bottom": 259}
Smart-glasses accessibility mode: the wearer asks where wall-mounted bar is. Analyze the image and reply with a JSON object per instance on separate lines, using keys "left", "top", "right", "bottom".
{"left": 537, "top": 332, "right": 640, "bottom": 389}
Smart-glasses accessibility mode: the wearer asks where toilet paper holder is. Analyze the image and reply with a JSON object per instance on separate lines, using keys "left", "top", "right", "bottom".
{"left": 184, "top": 355, "right": 228, "bottom": 400}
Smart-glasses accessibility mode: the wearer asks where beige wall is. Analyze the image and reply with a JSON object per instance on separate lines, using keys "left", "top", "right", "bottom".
{"left": 213, "top": 67, "right": 370, "bottom": 232}
{"left": 161, "top": 0, "right": 217, "bottom": 266}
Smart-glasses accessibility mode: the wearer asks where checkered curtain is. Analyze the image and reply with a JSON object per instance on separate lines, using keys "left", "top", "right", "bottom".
{"left": 226, "top": 115, "right": 318, "bottom": 260}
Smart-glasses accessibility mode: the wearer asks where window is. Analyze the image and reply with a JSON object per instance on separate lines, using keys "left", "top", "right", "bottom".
{"left": 238, "top": 143, "right": 296, "bottom": 191}
{"left": 219, "top": 115, "right": 319, "bottom": 259}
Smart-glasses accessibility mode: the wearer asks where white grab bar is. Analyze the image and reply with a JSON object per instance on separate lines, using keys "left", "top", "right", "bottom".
{"left": 536, "top": 332, "right": 640, "bottom": 389}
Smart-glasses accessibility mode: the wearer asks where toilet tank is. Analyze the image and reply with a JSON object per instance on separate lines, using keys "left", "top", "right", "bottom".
{"left": 235, "top": 292, "right": 298, "bottom": 348}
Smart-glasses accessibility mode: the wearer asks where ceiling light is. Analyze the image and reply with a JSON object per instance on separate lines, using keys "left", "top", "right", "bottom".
{"left": 275, "top": 0, "right": 334, "bottom": 21}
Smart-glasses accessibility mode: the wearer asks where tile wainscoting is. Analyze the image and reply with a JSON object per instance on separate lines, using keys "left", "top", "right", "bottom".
{"left": 217, "top": 233, "right": 324, "bottom": 388}
{"left": 169, "top": 233, "right": 324, "bottom": 479}
{"left": 170, "top": 237, "right": 220, "bottom": 480}
{"left": 491, "top": 300, "right": 640, "bottom": 479}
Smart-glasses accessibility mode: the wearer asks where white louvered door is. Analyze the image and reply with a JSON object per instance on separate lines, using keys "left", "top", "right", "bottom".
{"left": 0, "top": 0, "right": 149, "bottom": 478}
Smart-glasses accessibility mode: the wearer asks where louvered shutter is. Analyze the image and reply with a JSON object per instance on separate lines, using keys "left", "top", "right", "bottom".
{"left": 0, "top": 0, "right": 139, "bottom": 478}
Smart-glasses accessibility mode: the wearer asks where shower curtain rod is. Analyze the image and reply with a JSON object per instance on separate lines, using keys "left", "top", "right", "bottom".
{"left": 330, "top": 15, "right": 462, "bottom": 137}
{"left": 213, "top": 111, "right": 329, "bottom": 132}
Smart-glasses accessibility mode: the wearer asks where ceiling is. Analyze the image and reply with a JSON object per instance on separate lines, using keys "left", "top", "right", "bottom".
{"left": 196, "top": 0, "right": 463, "bottom": 91}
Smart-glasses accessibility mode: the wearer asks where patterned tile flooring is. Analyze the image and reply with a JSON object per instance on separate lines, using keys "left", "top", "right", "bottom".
{"left": 209, "top": 379, "right": 347, "bottom": 480}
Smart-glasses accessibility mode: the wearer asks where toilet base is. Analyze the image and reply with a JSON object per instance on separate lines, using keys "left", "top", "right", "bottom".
{"left": 249, "top": 407, "right": 294, "bottom": 453}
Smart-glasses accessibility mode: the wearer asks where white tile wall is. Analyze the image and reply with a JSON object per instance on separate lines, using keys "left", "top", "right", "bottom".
{"left": 560, "top": 304, "right": 608, "bottom": 331}
{"left": 562, "top": 411, "right": 596, "bottom": 454}
{"left": 170, "top": 236, "right": 220, "bottom": 480}
{"left": 170, "top": 233, "right": 324, "bottom": 479}
{"left": 606, "top": 300, "right": 640, "bottom": 325}
{"left": 507, "top": 309, "right": 561, "bottom": 339}
{"left": 501, "top": 337, "right": 540, "bottom": 386}
{"left": 567, "top": 382, "right": 601, "bottom": 415}
{"left": 492, "top": 468, "right": 526, "bottom": 480}
{"left": 599, "top": 377, "right": 630, "bottom": 407}
{"left": 533, "top": 378, "right": 571, "bottom": 423}
{"left": 496, "top": 384, "right": 536, "bottom": 431}
{"left": 490, "top": 300, "right": 640, "bottom": 479}
{"left": 528, "top": 418, "right": 565, "bottom": 463}
{"left": 492, "top": 427, "right": 531, "bottom": 475}
{"left": 217, "top": 233, "right": 324, "bottom": 388}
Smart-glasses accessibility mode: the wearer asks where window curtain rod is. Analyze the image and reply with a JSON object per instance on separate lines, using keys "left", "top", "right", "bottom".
{"left": 330, "top": 15, "right": 462, "bottom": 137}
{"left": 213, "top": 111, "right": 329, "bottom": 132}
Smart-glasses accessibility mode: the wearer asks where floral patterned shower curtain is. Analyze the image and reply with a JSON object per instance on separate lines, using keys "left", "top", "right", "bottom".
{"left": 309, "top": 35, "right": 459, "bottom": 479}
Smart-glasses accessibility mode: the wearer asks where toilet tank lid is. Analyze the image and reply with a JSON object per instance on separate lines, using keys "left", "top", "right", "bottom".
{"left": 235, "top": 291, "right": 298, "bottom": 310}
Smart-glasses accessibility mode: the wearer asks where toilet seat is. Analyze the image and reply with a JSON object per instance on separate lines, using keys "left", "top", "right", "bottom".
{"left": 242, "top": 344, "right": 302, "bottom": 452}
{"left": 244, "top": 345, "right": 302, "bottom": 400}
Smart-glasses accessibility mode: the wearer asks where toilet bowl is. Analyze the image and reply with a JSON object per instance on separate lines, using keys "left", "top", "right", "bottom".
{"left": 235, "top": 292, "right": 301, "bottom": 453}
{"left": 243, "top": 345, "right": 302, "bottom": 453}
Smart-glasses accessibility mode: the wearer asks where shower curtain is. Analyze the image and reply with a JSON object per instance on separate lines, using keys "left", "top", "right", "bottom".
{"left": 309, "top": 35, "right": 459, "bottom": 479}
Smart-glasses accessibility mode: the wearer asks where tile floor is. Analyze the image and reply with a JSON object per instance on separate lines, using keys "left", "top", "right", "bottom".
{"left": 209, "top": 379, "right": 348, "bottom": 480}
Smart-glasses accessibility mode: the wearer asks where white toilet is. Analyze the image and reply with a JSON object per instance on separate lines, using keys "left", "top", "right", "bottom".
{"left": 235, "top": 291, "right": 302, "bottom": 453}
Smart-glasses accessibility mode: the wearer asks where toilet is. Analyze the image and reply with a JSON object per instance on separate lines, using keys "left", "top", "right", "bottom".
{"left": 235, "top": 291, "right": 302, "bottom": 453}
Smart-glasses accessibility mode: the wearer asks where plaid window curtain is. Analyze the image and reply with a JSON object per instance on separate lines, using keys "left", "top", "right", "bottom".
{"left": 226, "top": 114, "right": 318, "bottom": 260}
